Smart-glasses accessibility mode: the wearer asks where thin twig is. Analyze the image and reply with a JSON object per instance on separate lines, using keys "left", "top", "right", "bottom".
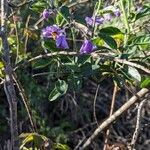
{"left": 130, "top": 99, "right": 147, "bottom": 150}
{"left": 93, "top": 84, "right": 100, "bottom": 126}
{"left": 10, "top": 8, "right": 20, "bottom": 63}
{"left": 24, "top": 15, "right": 31, "bottom": 52}
{"left": 68, "top": 0, "right": 89, "bottom": 8}
{"left": 103, "top": 82, "right": 118, "bottom": 150}
{"left": 14, "top": 51, "right": 150, "bottom": 75}
{"left": 12, "top": 72, "right": 37, "bottom": 132}
{"left": 79, "top": 88, "right": 149, "bottom": 149}
{"left": 92, "top": 53, "right": 150, "bottom": 74}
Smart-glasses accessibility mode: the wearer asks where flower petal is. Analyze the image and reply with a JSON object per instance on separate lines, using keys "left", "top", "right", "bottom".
{"left": 56, "top": 35, "right": 69, "bottom": 49}
{"left": 80, "top": 40, "right": 95, "bottom": 54}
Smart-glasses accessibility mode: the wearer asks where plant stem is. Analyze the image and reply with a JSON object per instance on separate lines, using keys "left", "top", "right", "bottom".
{"left": 92, "top": 0, "right": 102, "bottom": 37}
{"left": 120, "top": 0, "right": 130, "bottom": 46}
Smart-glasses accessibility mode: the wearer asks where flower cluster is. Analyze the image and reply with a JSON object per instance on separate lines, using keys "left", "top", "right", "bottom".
{"left": 85, "top": 8, "right": 121, "bottom": 26}
{"left": 42, "top": 25, "right": 69, "bottom": 49}
{"left": 85, "top": 16, "right": 104, "bottom": 26}
{"left": 42, "top": 10, "right": 96, "bottom": 53}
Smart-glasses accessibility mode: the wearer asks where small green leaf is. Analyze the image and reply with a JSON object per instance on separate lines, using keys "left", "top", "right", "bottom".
{"left": 42, "top": 40, "right": 59, "bottom": 52}
{"left": 135, "top": 5, "right": 150, "bottom": 20}
{"left": 67, "top": 74, "right": 82, "bottom": 91}
{"left": 49, "top": 88, "right": 62, "bottom": 102}
{"left": 56, "top": 80, "right": 68, "bottom": 94}
{"left": 99, "top": 27, "right": 122, "bottom": 35}
{"left": 140, "top": 77, "right": 150, "bottom": 88}
{"left": 49, "top": 80, "right": 68, "bottom": 101}
{"left": 32, "top": 59, "right": 52, "bottom": 69}
{"left": 128, "top": 66, "right": 141, "bottom": 82}
{"left": 19, "top": 133, "right": 48, "bottom": 149}
{"left": 92, "top": 37, "right": 104, "bottom": 47}
{"left": 98, "top": 33, "right": 117, "bottom": 49}
{"left": 131, "top": 35, "right": 150, "bottom": 45}
{"left": 54, "top": 143, "right": 70, "bottom": 150}
{"left": 30, "top": 1, "right": 46, "bottom": 12}
{"left": 0, "top": 62, "right": 4, "bottom": 68}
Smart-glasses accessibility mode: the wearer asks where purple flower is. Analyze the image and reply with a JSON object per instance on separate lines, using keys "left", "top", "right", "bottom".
{"left": 42, "top": 9, "right": 50, "bottom": 19}
{"left": 42, "top": 25, "right": 68, "bottom": 49}
{"left": 42, "top": 25, "right": 63, "bottom": 39}
{"left": 103, "top": 13, "right": 113, "bottom": 21}
{"left": 114, "top": 9, "right": 121, "bottom": 17}
{"left": 56, "top": 35, "right": 69, "bottom": 49}
{"left": 85, "top": 16, "right": 104, "bottom": 26}
{"left": 80, "top": 40, "right": 96, "bottom": 54}
{"left": 95, "top": 16, "right": 104, "bottom": 24}
{"left": 85, "top": 16, "right": 93, "bottom": 26}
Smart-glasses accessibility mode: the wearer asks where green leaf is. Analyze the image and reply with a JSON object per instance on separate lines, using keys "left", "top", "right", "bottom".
{"left": 49, "top": 88, "right": 62, "bottom": 102}
{"left": 49, "top": 80, "right": 68, "bottom": 101}
{"left": 128, "top": 66, "right": 141, "bottom": 82}
{"left": 92, "top": 37, "right": 104, "bottom": 47}
{"left": 98, "top": 33, "right": 117, "bottom": 49}
{"left": 20, "top": 133, "right": 48, "bottom": 149}
{"left": 140, "top": 77, "right": 150, "bottom": 88}
{"left": 99, "top": 27, "right": 122, "bottom": 35}
{"left": 56, "top": 13, "right": 64, "bottom": 25}
{"left": 131, "top": 35, "right": 150, "bottom": 45}
{"left": 80, "top": 62, "right": 93, "bottom": 76}
{"left": 42, "top": 40, "right": 59, "bottom": 52}
{"left": 54, "top": 143, "right": 70, "bottom": 150}
{"left": 30, "top": 1, "right": 46, "bottom": 12}
{"left": 135, "top": 5, "right": 150, "bottom": 20}
{"left": 32, "top": 59, "right": 52, "bottom": 69}
{"left": 56, "top": 80, "right": 68, "bottom": 94}
{"left": 67, "top": 74, "right": 82, "bottom": 91}
{"left": 0, "top": 62, "right": 4, "bottom": 68}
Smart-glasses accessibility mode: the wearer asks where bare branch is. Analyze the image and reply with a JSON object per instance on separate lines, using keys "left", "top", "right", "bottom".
{"left": 14, "top": 51, "right": 150, "bottom": 75}
{"left": 129, "top": 99, "right": 147, "bottom": 150}
{"left": 12, "top": 72, "right": 37, "bottom": 132}
{"left": 103, "top": 82, "right": 118, "bottom": 150}
{"left": 79, "top": 88, "right": 149, "bottom": 149}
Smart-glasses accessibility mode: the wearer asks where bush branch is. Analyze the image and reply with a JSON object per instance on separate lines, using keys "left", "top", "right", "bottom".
{"left": 14, "top": 51, "right": 150, "bottom": 75}
{"left": 79, "top": 88, "right": 149, "bottom": 149}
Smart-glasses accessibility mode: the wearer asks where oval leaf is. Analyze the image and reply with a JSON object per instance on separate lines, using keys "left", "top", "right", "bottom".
{"left": 136, "top": 5, "right": 150, "bottom": 20}
{"left": 99, "top": 27, "right": 122, "bottom": 35}
{"left": 128, "top": 66, "right": 141, "bottom": 82}
{"left": 132, "top": 35, "right": 150, "bottom": 45}
{"left": 98, "top": 33, "right": 117, "bottom": 49}
{"left": 140, "top": 77, "right": 150, "bottom": 88}
{"left": 49, "top": 80, "right": 68, "bottom": 101}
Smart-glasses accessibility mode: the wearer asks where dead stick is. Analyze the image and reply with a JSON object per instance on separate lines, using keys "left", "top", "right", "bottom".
{"left": 103, "top": 82, "right": 118, "bottom": 150}
{"left": 130, "top": 99, "right": 147, "bottom": 150}
{"left": 12, "top": 72, "right": 37, "bottom": 132}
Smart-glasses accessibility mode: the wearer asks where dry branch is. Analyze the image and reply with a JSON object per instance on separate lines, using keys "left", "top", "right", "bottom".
{"left": 130, "top": 99, "right": 147, "bottom": 150}
{"left": 79, "top": 88, "right": 149, "bottom": 149}
{"left": 14, "top": 51, "right": 150, "bottom": 75}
